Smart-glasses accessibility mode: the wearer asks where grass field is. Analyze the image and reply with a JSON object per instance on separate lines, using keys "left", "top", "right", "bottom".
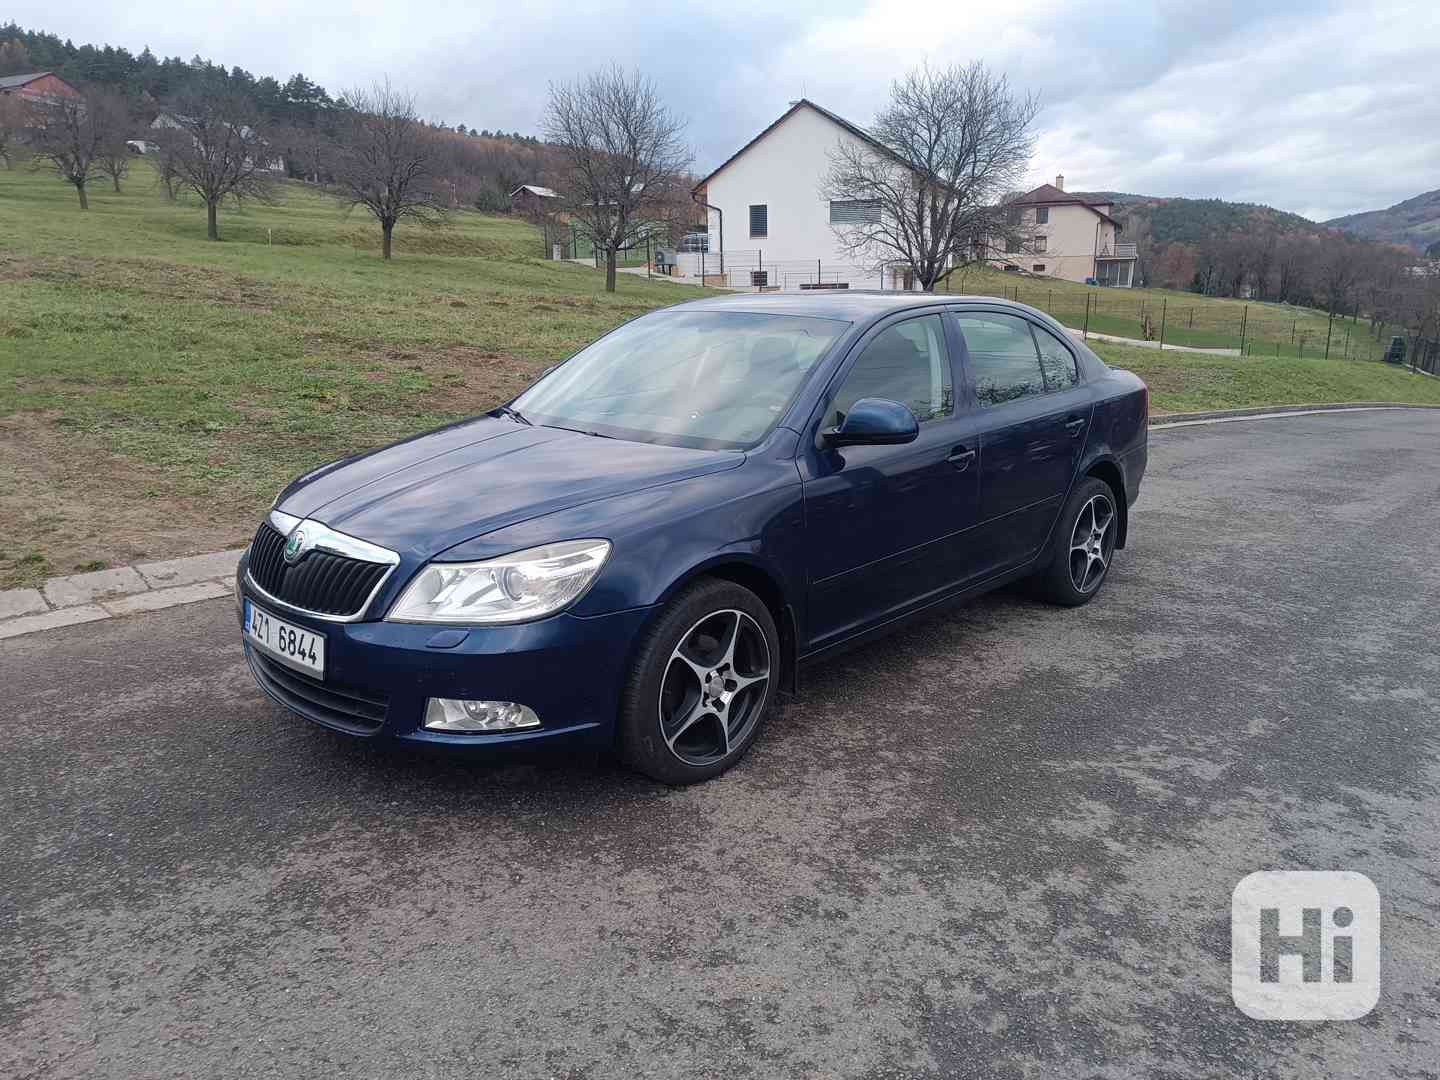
{"left": 945, "top": 264, "right": 1378, "bottom": 360}
{"left": 3, "top": 164, "right": 1437, "bottom": 587}
{"left": 1079, "top": 340, "right": 1439, "bottom": 414}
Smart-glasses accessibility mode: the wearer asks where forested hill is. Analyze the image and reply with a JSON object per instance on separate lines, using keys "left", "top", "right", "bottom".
{"left": 0, "top": 22, "right": 533, "bottom": 142}
{"left": 1074, "top": 192, "right": 1321, "bottom": 248}
{"left": 1324, "top": 189, "right": 1440, "bottom": 255}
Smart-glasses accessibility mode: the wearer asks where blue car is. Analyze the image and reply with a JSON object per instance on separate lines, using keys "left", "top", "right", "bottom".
{"left": 237, "top": 292, "right": 1148, "bottom": 784}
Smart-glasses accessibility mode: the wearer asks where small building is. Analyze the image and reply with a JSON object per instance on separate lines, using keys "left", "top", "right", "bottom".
{"left": 509, "top": 185, "right": 560, "bottom": 214}
{"left": 1000, "top": 177, "right": 1138, "bottom": 287}
{"left": 0, "top": 71, "right": 82, "bottom": 106}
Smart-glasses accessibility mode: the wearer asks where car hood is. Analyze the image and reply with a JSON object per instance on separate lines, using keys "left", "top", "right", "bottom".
{"left": 277, "top": 417, "right": 745, "bottom": 559}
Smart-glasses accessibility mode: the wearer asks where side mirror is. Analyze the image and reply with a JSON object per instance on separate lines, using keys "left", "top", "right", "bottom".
{"left": 823, "top": 397, "right": 919, "bottom": 447}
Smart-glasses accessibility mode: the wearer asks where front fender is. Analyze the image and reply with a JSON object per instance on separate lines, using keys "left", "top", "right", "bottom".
{"left": 433, "top": 458, "right": 808, "bottom": 619}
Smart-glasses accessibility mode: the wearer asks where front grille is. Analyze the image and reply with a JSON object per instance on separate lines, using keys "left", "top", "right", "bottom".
{"left": 247, "top": 647, "right": 388, "bottom": 734}
{"left": 248, "top": 521, "right": 390, "bottom": 618}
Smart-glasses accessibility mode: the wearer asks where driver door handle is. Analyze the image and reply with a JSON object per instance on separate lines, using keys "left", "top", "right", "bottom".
{"left": 1065, "top": 416, "right": 1087, "bottom": 437}
{"left": 947, "top": 445, "right": 976, "bottom": 471}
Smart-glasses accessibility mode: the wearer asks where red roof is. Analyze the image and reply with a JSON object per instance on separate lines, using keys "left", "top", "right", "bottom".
{"left": 1010, "top": 183, "right": 1121, "bottom": 228}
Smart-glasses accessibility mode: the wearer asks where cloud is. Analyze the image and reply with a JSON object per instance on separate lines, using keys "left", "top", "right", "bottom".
{"left": 10, "top": 0, "right": 1438, "bottom": 218}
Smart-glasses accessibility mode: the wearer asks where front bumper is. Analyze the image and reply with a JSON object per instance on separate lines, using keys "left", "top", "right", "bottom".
{"left": 237, "top": 556, "right": 653, "bottom": 750}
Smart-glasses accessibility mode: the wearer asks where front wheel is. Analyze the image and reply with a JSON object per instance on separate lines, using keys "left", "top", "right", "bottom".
{"left": 618, "top": 579, "right": 779, "bottom": 785}
{"left": 1037, "top": 477, "right": 1119, "bottom": 607}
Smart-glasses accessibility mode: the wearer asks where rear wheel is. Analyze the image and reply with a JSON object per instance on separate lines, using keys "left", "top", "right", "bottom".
{"left": 1038, "top": 477, "right": 1119, "bottom": 606}
{"left": 618, "top": 579, "right": 779, "bottom": 785}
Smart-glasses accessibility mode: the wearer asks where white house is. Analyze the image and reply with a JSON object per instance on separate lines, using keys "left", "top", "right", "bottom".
{"left": 998, "top": 178, "right": 1138, "bottom": 287}
{"left": 691, "top": 99, "right": 902, "bottom": 290}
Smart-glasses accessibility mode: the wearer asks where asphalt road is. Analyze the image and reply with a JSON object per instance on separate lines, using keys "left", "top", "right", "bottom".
{"left": 4, "top": 410, "right": 1439, "bottom": 1080}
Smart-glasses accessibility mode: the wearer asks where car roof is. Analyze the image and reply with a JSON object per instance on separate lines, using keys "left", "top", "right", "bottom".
{"left": 668, "top": 290, "right": 1035, "bottom": 322}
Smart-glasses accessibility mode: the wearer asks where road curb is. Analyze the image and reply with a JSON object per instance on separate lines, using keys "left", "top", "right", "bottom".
{"left": 1149, "top": 402, "right": 1440, "bottom": 429}
{"left": 1, "top": 549, "right": 243, "bottom": 643}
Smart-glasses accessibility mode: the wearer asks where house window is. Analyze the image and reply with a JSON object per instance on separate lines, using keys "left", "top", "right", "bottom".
{"left": 1032, "top": 264, "right": 1047, "bottom": 272}
{"left": 1034, "top": 236, "right": 1047, "bottom": 253}
{"left": 749, "top": 204, "right": 768, "bottom": 238}
{"left": 1036, "top": 207, "right": 1049, "bottom": 224}
{"left": 1006, "top": 207, "right": 1022, "bottom": 226}
{"left": 829, "top": 199, "right": 882, "bottom": 224}
{"left": 1005, "top": 236, "right": 1022, "bottom": 254}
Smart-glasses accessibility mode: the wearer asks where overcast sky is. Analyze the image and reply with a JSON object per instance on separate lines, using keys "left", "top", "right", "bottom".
{"left": 13, "top": 0, "right": 1439, "bottom": 220}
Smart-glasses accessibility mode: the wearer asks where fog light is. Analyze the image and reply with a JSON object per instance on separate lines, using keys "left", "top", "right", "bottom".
{"left": 424, "top": 698, "right": 541, "bottom": 733}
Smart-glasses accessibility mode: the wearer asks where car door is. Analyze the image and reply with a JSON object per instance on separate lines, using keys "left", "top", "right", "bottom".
{"left": 798, "top": 312, "right": 983, "bottom": 649}
{"left": 950, "top": 309, "right": 1092, "bottom": 575}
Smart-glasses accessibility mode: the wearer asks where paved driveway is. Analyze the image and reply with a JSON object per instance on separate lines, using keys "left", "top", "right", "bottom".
{"left": 3, "top": 410, "right": 1438, "bottom": 1079}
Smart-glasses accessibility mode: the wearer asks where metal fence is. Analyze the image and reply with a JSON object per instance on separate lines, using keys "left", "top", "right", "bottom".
{"left": 1409, "top": 337, "right": 1439, "bottom": 374}
{"left": 948, "top": 276, "right": 1404, "bottom": 364}
{"left": 559, "top": 235, "right": 1435, "bottom": 371}
{"left": 673, "top": 250, "right": 891, "bottom": 291}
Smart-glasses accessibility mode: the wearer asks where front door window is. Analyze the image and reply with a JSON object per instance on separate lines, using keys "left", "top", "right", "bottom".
{"left": 823, "top": 314, "right": 953, "bottom": 427}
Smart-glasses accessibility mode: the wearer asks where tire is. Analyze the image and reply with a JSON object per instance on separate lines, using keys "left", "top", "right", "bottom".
{"left": 618, "top": 578, "right": 780, "bottom": 785}
{"left": 1037, "top": 476, "right": 1120, "bottom": 607}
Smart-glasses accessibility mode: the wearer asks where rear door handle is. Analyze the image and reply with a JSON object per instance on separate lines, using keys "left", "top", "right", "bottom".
{"left": 948, "top": 446, "right": 976, "bottom": 471}
{"left": 1065, "top": 416, "right": 1087, "bottom": 437}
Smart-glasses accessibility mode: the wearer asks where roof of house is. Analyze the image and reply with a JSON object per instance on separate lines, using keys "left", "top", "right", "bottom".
{"left": 510, "top": 185, "right": 558, "bottom": 199}
{"left": 0, "top": 71, "right": 54, "bottom": 90}
{"left": 693, "top": 98, "right": 908, "bottom": 193}
{"left": 1009, "top": 183, "right": 1121, "bottom": 228}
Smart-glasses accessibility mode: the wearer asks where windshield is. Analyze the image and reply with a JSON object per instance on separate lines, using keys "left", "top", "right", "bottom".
{"left": 513, "top": 310, "right": 848, "bottom": 450}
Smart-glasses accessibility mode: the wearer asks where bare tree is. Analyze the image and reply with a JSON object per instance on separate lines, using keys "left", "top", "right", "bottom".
{"left": 91, "top": 91, "right": 134, "bottom": 193}
{"left": 1214, "top": 235, "right": 1250, "bottom": 298}
{"left": 96, "top": 143, "right": 130, "bottom": 192}
{"left": 0, "top": 93, "right": 28, "bottom": 169}
{"left": 274, "top": 118, "right": 329, "bottom": 184}
{"left": 154, "top": 141, "right": 180, "bottom": 199}
{"left": 156, "top": 85, "right": 275, "bottom": 240}
{"left": 1317, "top": 236, "right": 1361, "bottom": 317}
{"left": 27, "top": 92, "right": 109, "bottom": 209}
{"left": 1152, "top": 242, "right": 1197, "bottom": 290}
{"left": 1275, "top": 234, "right": 1312, "bottom": 304}
{"left": 1247, "top": 231, "right": 1276, "bottom": 301}
{"left": 544, "top": 65, "right": 691, "bottom": 292}
{"left": 823, "top": 62, "right": 1039, "bottom": 290}
{"left": 328, "top": 81, "right": 446, "bottom": 259}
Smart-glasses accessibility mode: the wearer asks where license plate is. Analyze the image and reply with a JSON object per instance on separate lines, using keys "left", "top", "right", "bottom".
{"left": 245, "top": 599, "right": 325, "bottom": 677}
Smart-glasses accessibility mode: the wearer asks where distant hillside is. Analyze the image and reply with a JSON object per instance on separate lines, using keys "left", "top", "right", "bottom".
{"left": 1073, "top": 192, "right": 1321, "bottom": 248}
{"left": 1324, "top": 189, "right": 1440, "bottom": 254}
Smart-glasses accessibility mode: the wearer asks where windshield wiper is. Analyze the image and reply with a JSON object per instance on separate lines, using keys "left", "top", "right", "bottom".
{"left": 496, "top": 404, "right": 531, "bottom": 426}
{"left": 543, "top": 422, "right": 615, "bottom": 439}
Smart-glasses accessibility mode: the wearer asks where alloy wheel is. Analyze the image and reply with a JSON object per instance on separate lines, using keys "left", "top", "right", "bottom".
{"left": 658, "top": 609, "right": 771, "bottom": 766}
{"left": 1068, "top": 493, "right": 1116, "bottom": 594}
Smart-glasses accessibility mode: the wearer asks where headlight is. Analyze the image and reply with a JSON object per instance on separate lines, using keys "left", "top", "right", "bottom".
{"left": 387, "top": 539, "right": 611, "bottom": 624}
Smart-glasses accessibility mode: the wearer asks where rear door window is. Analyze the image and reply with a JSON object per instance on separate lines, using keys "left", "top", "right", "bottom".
{"left": 1033, "top": 325, "right": 1080, "bottom": 391}
{"left": 953, "top": 313, "right": 1046, "bottom": 407}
